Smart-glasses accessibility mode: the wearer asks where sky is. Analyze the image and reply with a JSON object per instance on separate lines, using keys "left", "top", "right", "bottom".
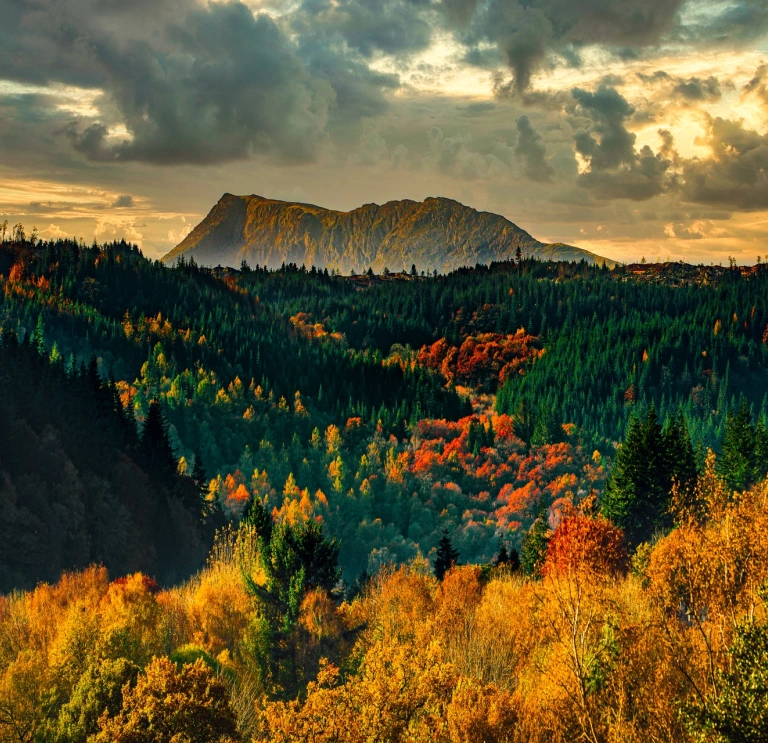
{"left": 3, "top": 1, "right": 768, "bottom": 264}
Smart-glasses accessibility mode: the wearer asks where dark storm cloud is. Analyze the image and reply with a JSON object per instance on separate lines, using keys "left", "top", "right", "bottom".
{"left": 515, "top": 115, "right": 554, "bottom": 182}
{"left": 296, "top": 0, "right": 434, "bottom": 58}
{"left": 439, "top": 0, "right": 687, "bottom": 91}
{"left": 682, "top": 0, "right": 768, "bottom": 42}
{"left": 571, "top": 85, "right": 675, "bottom": 200}
{"left": 0, "top": 0, "right": 410, "bottom": 165}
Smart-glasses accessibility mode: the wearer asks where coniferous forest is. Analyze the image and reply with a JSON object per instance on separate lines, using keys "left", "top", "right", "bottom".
{"left": 1, "top": 235, "right": 768, "bottom": 742}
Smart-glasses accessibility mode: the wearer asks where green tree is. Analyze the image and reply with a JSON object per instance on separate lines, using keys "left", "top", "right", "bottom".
{"left": 602, "top": 407, "right": 670, "bottom": 548}
{"left": 685, "top": 611, "right": 768, "bottom": 742}
{"left": 755, "top": 415, "right": 768, "bottom": 482}
{"left": 520, "top": 509, "right": 549, "bottom": 578}
{"left": 52, "top": 658, "right": 138, "bottom": 743}
{"left": 719, "top": 399, "right": 756, "bottom": 492}
{"left": 434, "top": 529, "right": 460, "bottom": 581}
{"left": 663, "top": 408, "right": 698, "bottom": 495}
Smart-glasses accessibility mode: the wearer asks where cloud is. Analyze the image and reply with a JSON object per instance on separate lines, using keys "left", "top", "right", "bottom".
{"left": 682, "top": 116, "right": 768, "bottom": 210}
{"left": 0, "top": 0, "right": 364, "bottom": 165}
{"left": 111, "top": 194, "right": 134, "bottom": 208}
{"left": 672, "top": 75, "right": 722, "bottom": 102}
{"left": 571, "top": 85, "right": 676, "bottom": 200}
{"left": 39, "top": 224, "right": 70, "bottom": 240}
{"left": 296, "top": 0, "right": 434, "bottom": 59}
{"left": 440, "top": 0, "right": 688, "bottom": 91}
{"left": 637, "top": 70, "right": 724, "bottom": 103}
{"left": 515, "top": 115, "right": 554, "bottom": 182}
{"left": 93, "top": 217, "right": 143, "bottom": 245}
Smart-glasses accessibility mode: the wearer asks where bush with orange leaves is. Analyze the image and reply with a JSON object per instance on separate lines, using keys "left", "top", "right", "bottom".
{"left": 90, "top": 657, "right": 240, "bottom": 742}
{"left": 544, "top": 510, "right": 628, "bottom": 578}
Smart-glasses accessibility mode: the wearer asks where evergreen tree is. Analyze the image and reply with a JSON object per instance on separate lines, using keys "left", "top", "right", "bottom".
{"left": 531, "top": 405, "right": 561, "bottom": 447}
{"left": 755, "top": 415, "right": 768, "bottom": 482}
{"left": 434, "top": 529, "right": 460, "bottom": 581}
{"left": 602, "top": 406, "right": 671, "bottom": 548}
{"left": 243, "top": 495, "right": 274, "bottom": 544}
{"left": 139, "top": 400, "right": 178, "bottom": 489}
{"left": 719, "top": 399, "right": 756, "bottom": 492}
{"left": 493, "top": 539, "right": 509, "bottom": 567}
{"left": 520, "top": 509, "right": 549, "bottom": 578}
{"left": 31, "top": 314, "right": 45, "bottom": 356}
{"left": 663, "top": 408, "right": 698, "bottom": 497}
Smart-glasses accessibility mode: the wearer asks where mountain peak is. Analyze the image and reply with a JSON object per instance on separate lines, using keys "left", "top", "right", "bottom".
{"left": 163, "top": 194, "right": 612, "bottom": 271}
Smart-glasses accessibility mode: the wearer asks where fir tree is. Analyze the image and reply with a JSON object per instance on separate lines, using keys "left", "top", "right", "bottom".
{"left": 139, "top": 400, "right": 178, "bottom": 489}
{"left": 719, "top": 399, "right": 756, "bottom": 491}
{"left": 243, "top": 495, "right": 273, "bottom": 545}
{"left": 755, "top": 415, "right": 768, "bottom": 482}
{"left": 602, "top": 406, "right": 671, "bottom": 548}
{"left": 493, "top": 539, "right": 510, "bottom": 567}
{"left": 520, "top": 509, "right": 549, "bottom": 578}
{"left": 434, "top": 529, "right": 460, "bottom": 581}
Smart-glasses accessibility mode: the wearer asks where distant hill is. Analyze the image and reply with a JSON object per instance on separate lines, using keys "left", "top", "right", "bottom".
{"left": 162, "top": 194, "right": 613, "bottom": 272}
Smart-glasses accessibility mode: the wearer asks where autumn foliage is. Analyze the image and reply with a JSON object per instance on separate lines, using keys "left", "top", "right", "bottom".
{"left": 544, "top": 510, "right": 628, "bottom": 578}
{"left": 417, "top": 329, "right": 543, "bottom": 391}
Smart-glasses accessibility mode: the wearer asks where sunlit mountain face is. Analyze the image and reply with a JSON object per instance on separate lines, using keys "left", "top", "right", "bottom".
{"left": 2, "top": 0, "right": 768, "bottom": 265}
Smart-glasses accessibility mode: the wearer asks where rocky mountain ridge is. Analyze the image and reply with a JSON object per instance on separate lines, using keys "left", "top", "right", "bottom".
{"left": 163, "top": 193, "right": 612, "bottom": 272}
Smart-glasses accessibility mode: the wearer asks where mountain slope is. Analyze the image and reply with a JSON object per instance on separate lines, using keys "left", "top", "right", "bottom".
{"left": 163, "top": 194, "right": 613, "bottom": 271}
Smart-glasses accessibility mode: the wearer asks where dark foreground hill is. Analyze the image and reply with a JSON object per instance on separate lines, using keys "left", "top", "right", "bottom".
{"left": 163, "top": 193, "right": 612, "bottom": 272}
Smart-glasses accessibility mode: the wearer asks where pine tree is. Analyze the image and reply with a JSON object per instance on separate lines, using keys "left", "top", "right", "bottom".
{"left": 139, "top": 400, "right": 178, "bottom": 489}
{"left": 601, "top": 412, "right": 644, "bottom": 543}
{"left": 434, "top": 529, "right": 460, "bottom": 580}
{"left": 719, "top": 399, "right": 756, "bottom": 491}
{"left": 243, "top": 495, "right": 273, "bottom": 545}
{"left": 493, "top": 539, "right": 509, "bottom": 567}
{"left": 520, "top": 510, "right": 549, "bottom": 578}
{"left": 755, "top": 415, "right": 768, "bottom": 482}
{"left": 602, "top": 406, "right": 671, "bottom": 548}
{"left": 191, "top": 452, "right": 216, "bottom": 517}
{"left": 31, "top": 314, "right": 45, "bottom": 356}
{"left": 663, "top": 408, "right": 698, "bottom": 501}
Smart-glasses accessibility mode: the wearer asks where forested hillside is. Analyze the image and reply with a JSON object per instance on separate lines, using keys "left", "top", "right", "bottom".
{"left": 2, "top": 234, "right": 768, "bottom": 741}
{"left": 1, "top": 238, "right": 767, "bottom": 584}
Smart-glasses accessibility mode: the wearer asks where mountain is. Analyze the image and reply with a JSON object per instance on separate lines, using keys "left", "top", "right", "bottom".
{"left": 162, "top": 194, "right": 613, "bottom": 272}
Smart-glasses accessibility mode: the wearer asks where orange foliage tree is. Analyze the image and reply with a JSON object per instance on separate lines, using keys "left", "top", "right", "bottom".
{"left": 544, "top": 511, "right": 628, "bottom": 578}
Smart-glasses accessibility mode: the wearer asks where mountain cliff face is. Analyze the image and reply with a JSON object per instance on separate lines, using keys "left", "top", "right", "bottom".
{"left": 163, "top": 194, "right": 612, "bottom": 271}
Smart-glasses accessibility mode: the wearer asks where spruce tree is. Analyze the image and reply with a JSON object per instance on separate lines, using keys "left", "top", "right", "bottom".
{"left": 663, "top": 408, "right": 698, "bottom": 500}
{"left": 493, "top": 539, "right": 510, "bottom": 567}
{"left": 719, "top": 399, "right": 756, "bottom": 491}
{"left": 520, "top": 509, "right": 549, "bottom": 577}
{"left": 602, "top": 406, "right": 670, "bottom": 548}
{"left": 755, "top": 416, "right": 768, "bottom": 482}
{"left": 434, "top": 529, "right": 460, "bottom": 580}
{"left": 243, "top": 495, "right": 274, "bottom": 545}
{"left": 602, "top": 412, "right": 644, "bottom": 542}
{"left": 139, "top": 400, "right": 178, "bottom": 489}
